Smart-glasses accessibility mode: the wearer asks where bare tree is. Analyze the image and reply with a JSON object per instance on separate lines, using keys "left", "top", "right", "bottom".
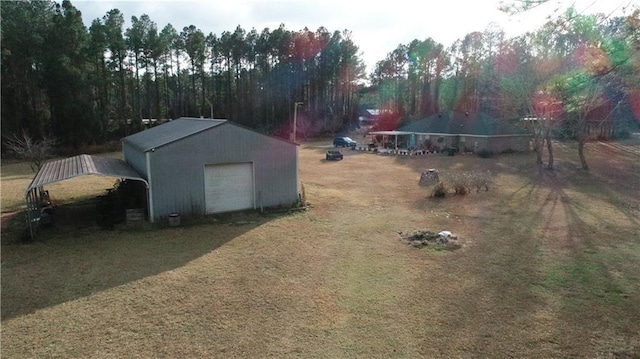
{"left": 553, "top": 71, "right": 609, "bottom": 170}
{"left": 531, "top": 90, "right": 564, "bottom": 169}
{"left": 3, "top": 130, "right": 57, "bottom": 172}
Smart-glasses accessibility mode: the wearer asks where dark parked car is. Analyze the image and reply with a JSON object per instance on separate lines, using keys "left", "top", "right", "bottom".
{"left": 333, "top": 136, "right": 357, "bottom": 148}
{"left": 326, "top": 150, "right": 344, "bottom": 160}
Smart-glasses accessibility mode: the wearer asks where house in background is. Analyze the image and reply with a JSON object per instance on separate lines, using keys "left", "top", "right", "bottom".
{"left": 367, "top": 111, "right": 531, "bottom": 153}
{"left": 358, "top": 109, "right": 381, "bottom": 126}
{"left": 123, "top": 117, "right": 299, "bottom": 222}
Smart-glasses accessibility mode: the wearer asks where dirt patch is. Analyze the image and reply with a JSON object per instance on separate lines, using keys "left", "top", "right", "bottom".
{"left": 398, "top": 229, "right": 462, "bottom": 250}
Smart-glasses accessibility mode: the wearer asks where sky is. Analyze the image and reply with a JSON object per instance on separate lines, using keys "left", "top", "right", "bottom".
{"left": 72, "top": 0, "right": 636, "bottom": 74}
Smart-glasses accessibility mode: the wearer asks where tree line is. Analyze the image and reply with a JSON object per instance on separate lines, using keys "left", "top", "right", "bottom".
{"left": 369, "top": 7, "right": 639, "bottom": 126}
{"left": 1, "top": 0, "right": 365, "bottom": 148}
{"left": 2, "top": 0, "right": 638, "bottom": 171}
{"left": 365, "top": 6, "right": 639, "bottom": 169}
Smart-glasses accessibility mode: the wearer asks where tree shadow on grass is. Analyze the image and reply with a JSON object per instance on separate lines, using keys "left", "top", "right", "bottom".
{"left": 0, "top": 200, "right": 284, "bottom": 321}
{"left": 408, "top": 158, "right": 640, "bottom": 355}
{"left": 466, "top": 168, "right": 638, "bottom": 354}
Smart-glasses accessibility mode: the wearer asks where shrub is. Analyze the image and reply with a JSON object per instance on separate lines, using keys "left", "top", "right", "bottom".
{"left": 452, "top": 183, "right": 470, "bottom": 195}
{"left": 431, "top": 181, "right": 447, "bottom": 197}
{"left": 469, "top": 170, "right": 491, "bottom": 192}
{"left": 298, "top": 183, "right": 307, "bottom": 207}
{"left": 448, "top": 171, "right": 471, "bottom": 195}
{"left": 447, "top": 170, "right": 492, "bottom": 194}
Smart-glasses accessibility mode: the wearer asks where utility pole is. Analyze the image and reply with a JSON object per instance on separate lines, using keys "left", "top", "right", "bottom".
{"left": 293, "top": 102, "right": 303, "bottom": 143}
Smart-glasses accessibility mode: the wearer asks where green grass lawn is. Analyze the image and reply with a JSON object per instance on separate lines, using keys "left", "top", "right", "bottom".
{"left": 1, "top": 141, "right": 639, "bottom": 357}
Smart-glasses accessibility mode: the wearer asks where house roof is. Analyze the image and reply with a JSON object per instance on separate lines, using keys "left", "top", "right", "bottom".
{"left": 123, "top": 117, "right": 227, "bottom": 152}
{"left": 368, "top": 131, "right": 414, "bottom": 136}
{"left": 397, "top": 112, "right": 528, "bottom": 135}
{"left": 25, "top": 154, "right": 147, "bottom": 196}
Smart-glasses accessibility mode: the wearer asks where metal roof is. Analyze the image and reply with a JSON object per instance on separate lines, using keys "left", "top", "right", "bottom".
{"left": 368, "top": 130, "right": 530, "bottom": 138}
{"left": 25, "top": 154, "right": 147, "bottom": 196}
{"left": 397, "top": 112, "right": 529, "bottom": 135}
{"left": 123, "top": 117, "right": 227, "bottom": 152}
{"left": 368, "top": 131, "right": 415, "bottom": 136}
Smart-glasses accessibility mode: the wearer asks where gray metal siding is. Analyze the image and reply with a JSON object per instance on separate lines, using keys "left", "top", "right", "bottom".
{"left": 123, "top": 142, "right": 148, "bottom": 179}
{"left": 148, "top": 123, "right": 298, "bottom": 220}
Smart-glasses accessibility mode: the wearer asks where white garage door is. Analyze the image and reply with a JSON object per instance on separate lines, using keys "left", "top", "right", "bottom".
{"left": 204, "top": 163, "right": 254, "bottom": 214}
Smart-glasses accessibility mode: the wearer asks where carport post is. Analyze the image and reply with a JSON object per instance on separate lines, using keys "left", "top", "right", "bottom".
{"left": 25, "top": 189, "right": 38, "bottom": 241}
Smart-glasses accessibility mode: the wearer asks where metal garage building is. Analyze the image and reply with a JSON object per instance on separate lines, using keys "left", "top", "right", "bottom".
{"left": 122, "top": 117, "right": 299, "bottom": 222}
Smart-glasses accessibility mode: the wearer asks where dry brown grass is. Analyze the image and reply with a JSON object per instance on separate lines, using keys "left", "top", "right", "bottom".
{"left": 1, "top": 140, "right": 639, "bottom": 358}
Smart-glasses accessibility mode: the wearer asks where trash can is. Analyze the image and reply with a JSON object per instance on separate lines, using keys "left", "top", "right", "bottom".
{"left": 447, "top": 147, "right": 456, "bottom": 156}
{"left": 168, "top": 213, "right": 180, "bottom": 227}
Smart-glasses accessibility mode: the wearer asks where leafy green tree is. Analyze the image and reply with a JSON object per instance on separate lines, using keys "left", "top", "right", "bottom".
{"left": 103, "top": 9, "right": 129, "bottom": 134}
{"left": 371, "top": 45, "right": 408, "bottom": 116}
{"left": 498, "top": 2, "right": 640, "bottom": 168}
{"left": 601, "top": 9, "right": 640, "bottom": 136}
{"left": 552, "top": 71, "right": 606, "bottom": 169}
{"left": 87, "top": 18, "right": 111, "bottom": 140}
{"left": 181, "top": 25, "right": 206, "bottom": 117}
{"left": 143, "top": 17, "right": 162, "bottom": 120}
{"left": 43, "top": 0, "right": 91, "bottom": 147}
{"left": 406, "top": 38, "right": 446, "bottom": 117}
{"left": 159, "top": 24, "right": 179, "bottom": 118}
{"left": 493, "top": 31, "right": 564, "bottom": 167}
{"left": 125, "top": 15, "right": 153, "bottom": 123}
{"left": 2, "top": 1, "right": 367, "bottom": 147}
{"left": 1, "top": 0, "right": 54, "bottom": 138}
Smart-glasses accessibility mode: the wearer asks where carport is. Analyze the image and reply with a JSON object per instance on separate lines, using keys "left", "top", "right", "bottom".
{"left": 24, "top": 154, "right": 149, "bottom": 240}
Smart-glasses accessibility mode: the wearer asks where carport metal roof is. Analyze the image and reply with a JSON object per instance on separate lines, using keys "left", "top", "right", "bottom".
{"left": 24, "top": 154, "right": 148, "bottom": 240}
{"left": 25, "top": 154, "right": 147, "bottom": 195}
